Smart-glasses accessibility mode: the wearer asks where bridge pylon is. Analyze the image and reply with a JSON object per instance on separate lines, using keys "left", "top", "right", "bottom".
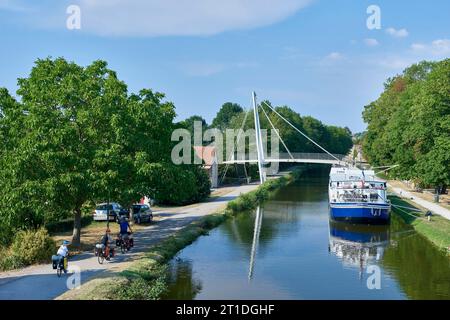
{"left": 252, "top": 92, "right": 266, "bottom": 184}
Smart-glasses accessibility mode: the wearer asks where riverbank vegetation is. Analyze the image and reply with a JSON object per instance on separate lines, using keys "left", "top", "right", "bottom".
{"left": 363, "top": 59, "right": 450, "bottom": 193}
{"left": 389, "top": 195, "right": 450, "bottom": 252}
{"left": 226, "top": 169, "right": 303, "bottom": 215}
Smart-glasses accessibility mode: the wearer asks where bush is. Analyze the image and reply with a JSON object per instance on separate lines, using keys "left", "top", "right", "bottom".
{"left": 116, "top": 259, "right": 169, "bottom": 300}
{"left": 46, "top": 215, "right": 93, "bottom": 234}
{"left": 225, "top": 172, "right": 299, "bottom": 215}
{"left": 0, "top": 251, "right": 25, "bottom": 271}
{"left": 153, "top": 164, "right": 211, "bottom": 206}
{"left": 9, "top": 228, "right": 56, "bottom": 266}
{"left": 191, "top": 165, "right": 211, "bottom": 202}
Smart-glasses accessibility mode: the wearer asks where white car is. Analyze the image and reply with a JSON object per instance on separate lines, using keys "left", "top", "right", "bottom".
{"left": 93, "top": 203, "right": 127, "bottom": 221}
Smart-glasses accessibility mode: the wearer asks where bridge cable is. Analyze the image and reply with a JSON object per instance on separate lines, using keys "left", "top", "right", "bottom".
{"left": 219, "top": 109, "right": 251, "bottom": 185}
{"left": 374, "top": 164, "right": 400, "bottom": 176}
{"left": 260, "top": 100, "right": 341, "bottom": 162}
{"left": 259, "top": 102, "right": 295, "bottom": 160}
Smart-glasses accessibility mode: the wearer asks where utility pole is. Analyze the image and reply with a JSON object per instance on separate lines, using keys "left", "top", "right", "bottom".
{"left": 252, "top": 92, "right": 266, "bottom": 184}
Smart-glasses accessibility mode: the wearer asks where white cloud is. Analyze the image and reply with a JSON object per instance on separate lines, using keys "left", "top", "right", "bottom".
{"left": 370, "top": 39, "right": 450, "bottom": 71}
{"left": 411, "top": 43, "right": 426, "bottom": 51}
{"left": 319, "top": 52, "right": 346, "bottom": 66}
{"left": 70, "top": 0, "right": 313, "bottom": 37}
{"left": 326, "top": 52, "right": 344, "bottom": 60}
{"left": 377, "top": 58, "right": 411, "bottom": 70}
{"left": 386, "top": 27, "right": 409, "bottom": 38}
{"left": 411, "top": 39, "right": 450, "bottom": 56}
{"left": 364, "top": 38, "right": 379, "bottom": 47}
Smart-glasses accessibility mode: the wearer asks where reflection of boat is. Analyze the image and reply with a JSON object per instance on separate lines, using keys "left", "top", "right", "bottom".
{"left": 328, "top": 221, "right": 390, "bottom": 271}
{"left": 328, "top": 167, "right": 390, "bottom": 224}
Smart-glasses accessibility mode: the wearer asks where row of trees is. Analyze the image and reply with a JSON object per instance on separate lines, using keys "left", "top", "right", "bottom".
{"left": 362, "top": 59, "right": 450, "bottom": 191}
{"left": 0, "top": 58, "right": 210, "bottom": 246}
{"left": 180, "top": 102, "right": 353, "bottom": 156}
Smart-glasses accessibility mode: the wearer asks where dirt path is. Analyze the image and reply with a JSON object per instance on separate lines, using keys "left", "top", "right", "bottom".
{"left": 388, "top": 181, "right": 450, "bottom": 220}
{"left": 0, "top": 184, "right": 258, "bottom": 300}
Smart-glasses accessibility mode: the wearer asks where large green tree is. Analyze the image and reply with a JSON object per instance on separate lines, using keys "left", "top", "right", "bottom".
{"left": 211, "top": 102, "right": 243, "bottom": 130}
{"left": 362, "top": 59, "right": 450, "bottom": 190}
{"left": 0, "top": 58, "right": 209, "bottom": 246}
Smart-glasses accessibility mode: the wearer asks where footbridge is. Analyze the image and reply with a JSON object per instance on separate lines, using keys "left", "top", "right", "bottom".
{"left": 222, "top": 92, "right": 351, "bottom": 184}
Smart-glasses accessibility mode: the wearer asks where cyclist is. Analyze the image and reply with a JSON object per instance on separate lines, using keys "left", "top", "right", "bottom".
{"left": 119, "top": 216, "right": 133, "bottom": 248}
{"left": 54, "top": 240, "right": 70, "bottom": 270}
{"left": 100, "top": 228, "right": 114, "bottom": 259}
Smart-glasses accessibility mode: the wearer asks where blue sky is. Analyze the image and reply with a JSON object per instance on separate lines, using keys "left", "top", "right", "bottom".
{"left": 0, "top": 0, "right": 449, "bottom": 133}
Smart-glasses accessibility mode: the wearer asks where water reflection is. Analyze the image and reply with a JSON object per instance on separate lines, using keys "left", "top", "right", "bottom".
{"left": 328, "top": 221, "right": 390, "bottom": 278}
{"left": 248, "top": 206, "right": 263, "bottom": 280}
{"left": 163, "top": 258, "right": 202, "bottom": 300}
{"left": 163, "top": 176, "right": 450, "bottom": 300}
{"left": 382, "top": 215, "right": 450, "bottom": 300}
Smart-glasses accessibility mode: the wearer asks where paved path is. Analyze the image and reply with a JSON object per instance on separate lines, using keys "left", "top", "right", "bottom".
{"left": 0, "top": 184, "right": 258, "bottom": 300}
{"left": 389, "top": 185, "right": 450, "bottom": 220}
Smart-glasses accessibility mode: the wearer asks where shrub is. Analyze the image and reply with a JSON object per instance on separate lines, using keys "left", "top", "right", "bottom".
{"left": 0, "top": 251, "right": 25, "bottom": 271}
{"left": 225, "top": 172, "right": 299, "bottom": 215}
{"left": 46, "top": 215, "right": 93, "bottom": 234}
{"left": 153, "top": 164, "right": 211, "bottom": 206}
{"left": 116, "top": 262, "right": 168, "bottom": 300}
{"left": 9, "top": 228, "right": 56, "bottom": 266}
{"left": 191, "top": 165, "right": 211, "bottom": 202}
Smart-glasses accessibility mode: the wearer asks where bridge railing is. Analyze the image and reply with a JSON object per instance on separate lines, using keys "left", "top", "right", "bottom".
{"left": 223, "top": 152, "right": 347, "bottom": 163}
{"left": 271, "top": 153, "right": 347, "bottom": 161}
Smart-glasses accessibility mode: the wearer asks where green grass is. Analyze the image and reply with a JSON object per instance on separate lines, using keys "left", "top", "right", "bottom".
{"left": 225, "top": 170, "right": 301, "bottom": 215}
{"left": 389, "top": 195, "right": 450, "bottom": 253}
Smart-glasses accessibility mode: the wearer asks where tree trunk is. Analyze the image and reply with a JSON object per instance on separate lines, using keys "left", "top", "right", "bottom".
{"left": 72, "top": 207, "right": 82, "bottom": 247}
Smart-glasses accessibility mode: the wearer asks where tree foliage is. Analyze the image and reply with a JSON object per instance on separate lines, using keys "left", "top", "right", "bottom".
{"left": 0, "top": 58, "right": 210, "bottom": 246}
{"left": 211, "top": 102, "right": 243, "bottom": 130}
{"left": 362, "top": 59, "right": 450, "bottom": 189}
{"left": 225, "top": 101, "right": 353, "bottom": 155}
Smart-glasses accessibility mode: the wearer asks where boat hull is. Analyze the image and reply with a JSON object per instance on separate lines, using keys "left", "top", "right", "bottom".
{"left": 329, "top": 203, "right": 390, "bottom": 225}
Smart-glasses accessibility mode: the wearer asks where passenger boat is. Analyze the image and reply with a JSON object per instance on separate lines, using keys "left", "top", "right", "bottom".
{"left": 328, "top": 167, "right": 390, "bottom": 224}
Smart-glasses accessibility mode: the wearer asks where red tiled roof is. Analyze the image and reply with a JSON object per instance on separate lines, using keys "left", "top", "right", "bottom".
{"left": 193, "top": 146, "right": 217, "bottom": 166}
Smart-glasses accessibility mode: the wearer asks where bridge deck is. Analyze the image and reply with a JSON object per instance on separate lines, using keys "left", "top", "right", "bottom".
{"left": 223, "top": 159, "right": 342, "bottom": 165}
{"left": 222, "top": 153, "right": 348, "bottom": 165}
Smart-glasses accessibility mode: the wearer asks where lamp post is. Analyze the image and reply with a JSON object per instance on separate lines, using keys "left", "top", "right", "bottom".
{"left": 106, "top": 190, "right": 111, "bottom": 229}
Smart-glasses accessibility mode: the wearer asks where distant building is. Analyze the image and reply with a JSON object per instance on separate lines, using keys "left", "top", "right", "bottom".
{"left": 193, "top": 146, "right": 218, "bottom": 188}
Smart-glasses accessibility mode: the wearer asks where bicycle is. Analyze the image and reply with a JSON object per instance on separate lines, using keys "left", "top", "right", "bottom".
{"left": 116, "top": 233, "right": 133, "bottom": 254}
{"left": 94, "top": 243, "right": 114, "bottom": 264}
{"left": 52, "top": 255, "right": 68, "bottom": 277}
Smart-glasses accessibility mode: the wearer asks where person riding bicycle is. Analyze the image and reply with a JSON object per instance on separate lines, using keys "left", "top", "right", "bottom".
{"left": 119, "top": 216, "right": 133, "bottom": 247}
{"left": 53, "top": 240, "right": 70, "bottom": 270}
{"left": 100, "top": 227, "right": 114, "bottom": 259}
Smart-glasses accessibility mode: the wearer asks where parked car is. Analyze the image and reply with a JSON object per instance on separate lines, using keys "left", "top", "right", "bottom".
{"left": 131, "top": 204, "right": 153, "bottom": 224}
{"left": 93, "top": 203, "right": 128, "bottom": 222}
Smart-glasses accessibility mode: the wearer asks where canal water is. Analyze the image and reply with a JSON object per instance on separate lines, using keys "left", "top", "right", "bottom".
{"left": 164, "top": 172, "right": 450, "bottom": 300}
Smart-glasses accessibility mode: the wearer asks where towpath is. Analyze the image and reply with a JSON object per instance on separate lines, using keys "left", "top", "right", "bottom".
{"left": 0, "top": 184, "right": 258, "bottom": 300}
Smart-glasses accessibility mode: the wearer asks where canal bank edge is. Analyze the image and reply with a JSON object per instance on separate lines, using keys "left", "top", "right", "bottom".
{"left": 57, "top": 169, "right": 302, "bottom": 300}
{"left": 388, "top": 194, "right": 450, "bottom": 255}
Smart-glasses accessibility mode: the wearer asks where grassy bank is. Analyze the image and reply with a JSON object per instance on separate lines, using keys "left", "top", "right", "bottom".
{"left": 389, "top": 195, "right": 450, "bottom": 253}
{"left": 59, "top": 169, "right": 302, "bottom": 300}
